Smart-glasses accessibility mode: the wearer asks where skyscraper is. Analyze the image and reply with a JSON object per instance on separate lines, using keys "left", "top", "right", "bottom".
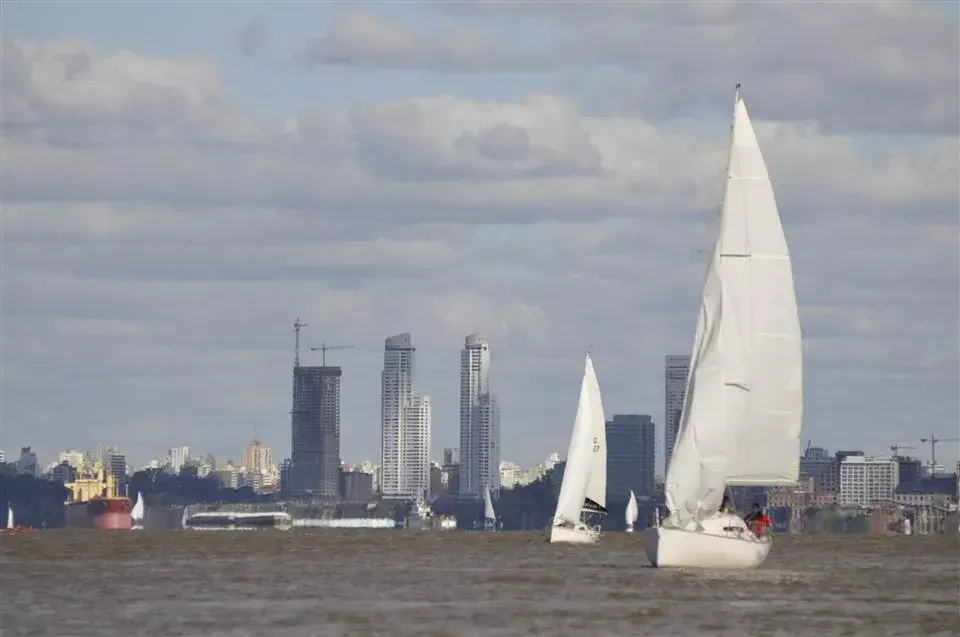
{"left": 381, "top": 333, "right": 432, "bottom": 498}
{"left": 459, "top": 334, "right": 501, "bottom": 498}
{"left": 290, "top": 365, "right": 342, "bottom": 497}
{"left": 664, "top": 354, "right": 691, "bottom": 476}
{"left": 605, "top": 414, "right": 656, "bottom": 501}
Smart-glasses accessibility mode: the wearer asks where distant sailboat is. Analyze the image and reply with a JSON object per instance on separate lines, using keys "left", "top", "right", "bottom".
{"left": 644, "top": 85, "right": 803, "bottom": 570}
{"left": 483, "top": 485, "right": 496, "bottom": 531}
{"left": 6, "top": 505, "right": 14, "bottom": 529}
{"left": 131, "top": 492, "right": 145, "bottom": 531}
{"left": 625, "top": 490, "right": 639, "bottom": 533}
{"left": 549, "top": 353, "right": 608, "bottom": 544}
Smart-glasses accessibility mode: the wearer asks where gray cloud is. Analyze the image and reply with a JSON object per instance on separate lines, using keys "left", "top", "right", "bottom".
{"left": 299, "top": 10, "right": 553, "bottom": 73}
{"left": 298, "top": 3, "right": 959, "bottom": 136}
{"left": 1, "top": 33, "right": 957, "bottom": 470}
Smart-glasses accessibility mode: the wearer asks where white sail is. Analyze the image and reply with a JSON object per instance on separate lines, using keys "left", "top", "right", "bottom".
{"left": 553, "top": 355, "right": 596, "bottom": 525}
{"left": 718, "top": 92, "right": 803, "bottom": 486}
{"left": 131, "top": 492, "right": 145, "bottom": 522}
{"left": 625, "top": 490, "right": 639, "bottom": 527}
{"left": 665, "top": 86, "right": 803, "bottom": 528}
{"left": 583, "top": 358, "right": 607, "bottom": 512}
{"left": 483, "top": 485, "right": 495, "bottom": 521}
{"left": 6, "top": 506, "right": 13, "bottom": 529}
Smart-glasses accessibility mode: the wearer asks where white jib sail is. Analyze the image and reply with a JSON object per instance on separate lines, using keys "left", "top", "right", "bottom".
{"left": 131, "top": 492, "right": 145, "bottom": 521}
{"left": 583, "top": 356, "right": 607, "bottom": 512}
{"left": 483, "top": 486, "right": 495, "bottom": 521}
{"left": 665, "top": 86, "right": 803, "bottom": 527}
{"left": 625, "top": 490, "right": 639, "bottom": 527}
{"left": 6, "top": 506, "right": 13, "bottom": 528}
{"left": 553, "top": 354, "right": 596, "bottom": 526}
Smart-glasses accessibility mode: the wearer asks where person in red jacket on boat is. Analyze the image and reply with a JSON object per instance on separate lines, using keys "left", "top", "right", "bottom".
{"left": 744, "top": 503, "right": 772, "bottom": 537}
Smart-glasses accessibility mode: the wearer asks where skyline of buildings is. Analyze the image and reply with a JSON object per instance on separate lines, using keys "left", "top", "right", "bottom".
{"left": 6, "top": 328, "right": 956, "bottom": 504}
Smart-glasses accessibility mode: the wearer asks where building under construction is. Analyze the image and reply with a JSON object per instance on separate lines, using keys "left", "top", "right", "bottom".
{"left": 289, "top": 365, "right": 342, "bottom": 498}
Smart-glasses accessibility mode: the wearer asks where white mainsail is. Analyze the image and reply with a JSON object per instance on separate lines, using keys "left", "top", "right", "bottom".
{"left": 483, "top": 485, "right": 495, "bottom": 522}
{"left": 553, "top": 355, "right": 598, "bottom": 526}
{"left": 131, "top": 492, "right": 145, "bottom": 522}
{"left": 6, "top": 506, "right": 13, "bottom": 529}
{"left": 625, "top": 490, "right": 639, "bottom": 528}
{"left": 666, "top": 85, "right": 803, "bottom": 528}
{"left": 583, "top": 357, "right": 607, "bottom": 513}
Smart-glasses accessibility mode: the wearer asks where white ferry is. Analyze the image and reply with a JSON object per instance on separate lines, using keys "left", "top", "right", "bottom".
{"left": 182, "top": 510, "right": 293, "bottom": 531}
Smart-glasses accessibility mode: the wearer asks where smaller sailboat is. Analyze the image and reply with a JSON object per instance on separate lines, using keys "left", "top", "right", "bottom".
{"left": 549, "top": 353, "right": 608, "bottom": 544}
{"left": 625, "top": 490, "right": 639, "bottom": 533}
{"left": 131, "top": 492, "right": 145, "bottom": 531}
{"left": 483, "top": 485, "right": 496, "bottom": 531}
{"left": 6, "top": 505, "right": 14, "bottom": 529}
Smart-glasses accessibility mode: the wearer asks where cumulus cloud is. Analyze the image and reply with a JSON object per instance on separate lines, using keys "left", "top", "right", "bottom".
{"left": 1, "top": 30, "right": 957, "bottom": 470}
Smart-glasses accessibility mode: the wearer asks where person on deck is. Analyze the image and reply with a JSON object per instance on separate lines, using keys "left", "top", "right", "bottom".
{"left": 744, "top": 503, "right": 772, "bottom": 536}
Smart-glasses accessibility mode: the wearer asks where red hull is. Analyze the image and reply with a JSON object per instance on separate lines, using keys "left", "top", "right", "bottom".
{"left": 94, "top": 512, "right": 132, "bottom": 530}
{"left": 66, "top": 498, "right": 133, "bottom": 530}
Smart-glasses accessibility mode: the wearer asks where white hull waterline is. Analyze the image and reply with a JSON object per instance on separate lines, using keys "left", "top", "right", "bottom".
{"left": 645, "top": 514, "right": 770, "bottom": 569}
{"left": 625, "top": 525, "right": 634, "bottom": 533}
{"left": 549, "top": 521, "right": 600, "bottom": 544}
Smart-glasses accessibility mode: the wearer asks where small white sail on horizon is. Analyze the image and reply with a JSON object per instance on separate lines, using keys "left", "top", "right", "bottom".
{"left": 644, "top": 85, "right": 803, "bottom": 570}
{"left": 549, "top": 353, "right": 608, "bottom": 544}
{"left": 131, "top": 491, "right": 145, "bottom": 530}
{"left": 6, "top": 505, "right": 14, "bottom": 529}
{"left": 625, "top": 490, "right": 639, "bottom": 532}
{"left": 483, "top": 485, "right": 496, "bottom": 530}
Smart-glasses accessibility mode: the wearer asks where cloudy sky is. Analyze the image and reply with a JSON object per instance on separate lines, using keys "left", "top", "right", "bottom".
{"left": 2, "top": 1, "right": 958, "bottom": 473}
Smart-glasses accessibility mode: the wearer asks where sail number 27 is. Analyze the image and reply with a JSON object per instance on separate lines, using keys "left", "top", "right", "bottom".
{"left": 592, "top": 437, "right": 600, "bottom": 452}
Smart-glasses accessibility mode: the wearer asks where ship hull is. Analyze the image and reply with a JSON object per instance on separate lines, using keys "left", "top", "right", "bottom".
{"left": 66, "top": 498, "right": 133, "bottom": 530}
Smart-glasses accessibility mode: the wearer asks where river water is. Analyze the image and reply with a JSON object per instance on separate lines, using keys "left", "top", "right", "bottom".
{"left": 1, "top": 532, "right": 957, "bottom": 636}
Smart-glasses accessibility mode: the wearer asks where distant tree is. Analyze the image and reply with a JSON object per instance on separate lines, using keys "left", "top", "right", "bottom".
{"left": 0, "top": 474, "right": 70, "bottom": 528}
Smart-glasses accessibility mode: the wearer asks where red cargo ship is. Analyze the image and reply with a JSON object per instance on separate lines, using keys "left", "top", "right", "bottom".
{"left": 64, "top": 460, "right": 133, "bottom": 530}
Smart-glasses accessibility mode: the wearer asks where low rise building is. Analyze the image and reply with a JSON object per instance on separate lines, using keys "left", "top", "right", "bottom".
{"left": 840, "top": 456, "right": 898, "bottom": 507}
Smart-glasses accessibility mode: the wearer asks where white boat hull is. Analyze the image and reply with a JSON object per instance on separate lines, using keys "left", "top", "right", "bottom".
{"left": 625, "top": 525, "right": 634, "bottom": 533}
{"left": 644, "top": 514, "right": 770, "bottom": 569}
{"left": 549, "top": 522, "right": 600, "bottom": 544}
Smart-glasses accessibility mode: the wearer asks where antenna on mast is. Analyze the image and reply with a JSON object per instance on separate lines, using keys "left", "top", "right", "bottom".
{"left": 293, "top": 318, "right": 308, "bottom": 368}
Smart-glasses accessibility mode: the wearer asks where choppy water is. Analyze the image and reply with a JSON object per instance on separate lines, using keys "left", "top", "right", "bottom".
{"left": 1, "top": 531, "right": 957, "bottom": 636}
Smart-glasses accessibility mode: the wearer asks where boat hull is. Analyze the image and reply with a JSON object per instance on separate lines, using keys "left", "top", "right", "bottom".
{"left": 549, "top": 523, "right": 600, "bottom": 544}
{"left": 625, "top": 525, "right": 634, "bottom": 533}
{"left": 644, "top": 515, "right": 770, "bottom": 569}
{"left": 66, "top": 498, "right": 133, "bottom": 530}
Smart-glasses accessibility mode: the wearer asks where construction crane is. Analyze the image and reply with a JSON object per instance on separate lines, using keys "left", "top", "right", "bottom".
{"left": 293, "top": 318, "right": 308, "bottom": 368}
{"left": 889, "top": 444, "right": 915, "bottom": 458}
{"left": 310, "top": 342, "right": 356, "bottom": 366}
{"left": 919, "top": 435, "right": 960, "bottom": 468}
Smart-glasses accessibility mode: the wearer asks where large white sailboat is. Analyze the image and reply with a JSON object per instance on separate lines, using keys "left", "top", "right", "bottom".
{"left": 644, "top": 85, "right": 803, "bottom": 569}
{"left": 483, "top": 485, "right": 497, "bottom": 531}
{"left": 549, "top": 353, "right": 608, "bottom": 544}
